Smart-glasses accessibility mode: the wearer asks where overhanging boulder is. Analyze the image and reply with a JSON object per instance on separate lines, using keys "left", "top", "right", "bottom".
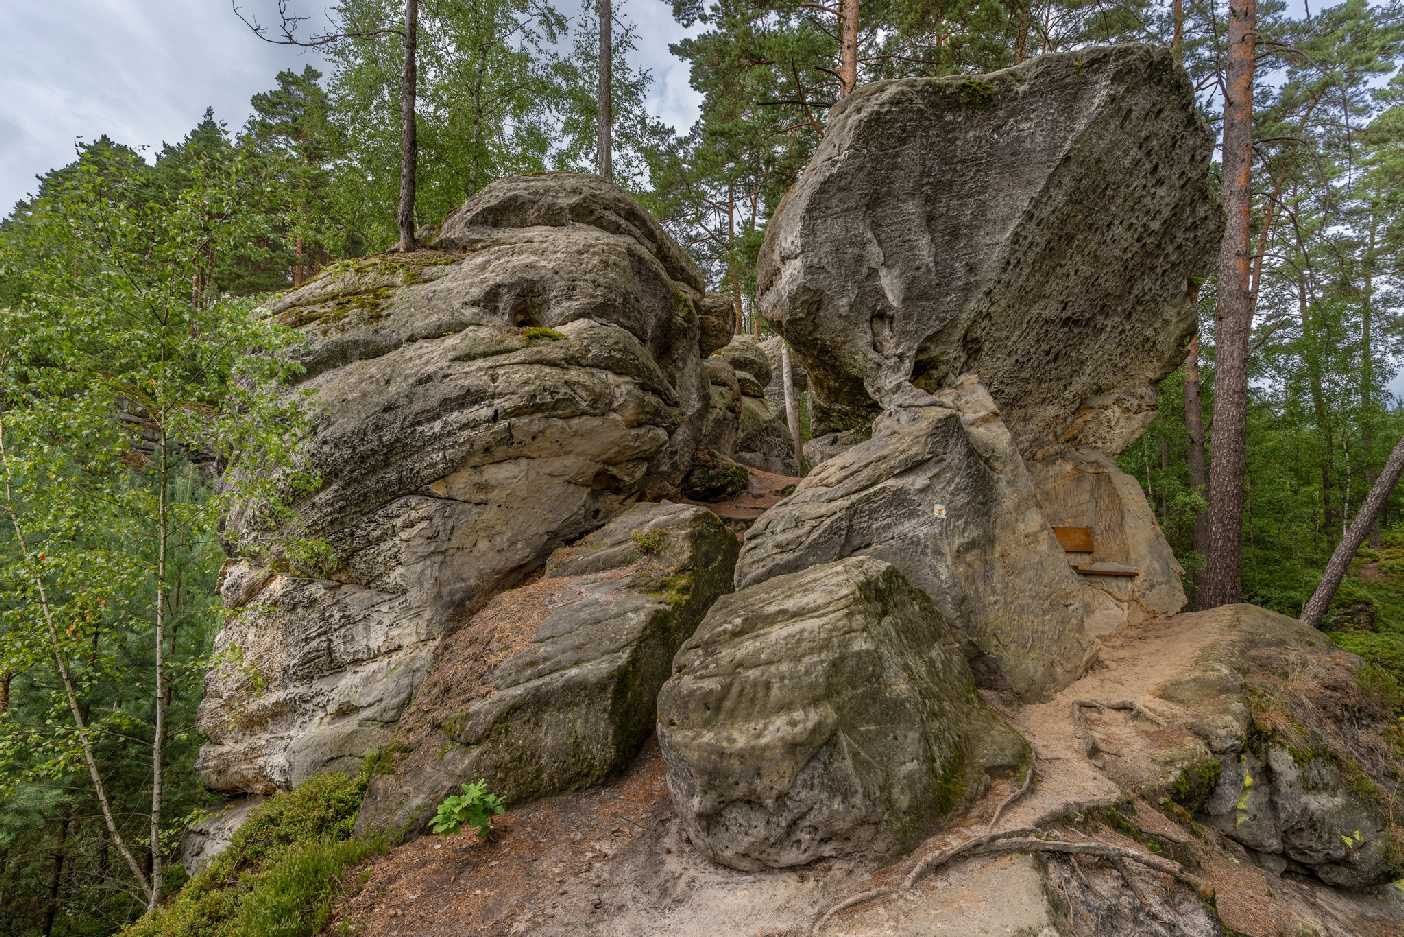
{"left": 757, "top": 45, "right": 1220, "bottom": 454}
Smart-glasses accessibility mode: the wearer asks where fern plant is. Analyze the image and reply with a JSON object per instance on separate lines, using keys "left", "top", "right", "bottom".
{"left": 430, "top": 778, "right": 506, "bottom": 838}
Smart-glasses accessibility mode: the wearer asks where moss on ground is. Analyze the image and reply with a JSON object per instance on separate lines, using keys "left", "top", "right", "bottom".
{"left": 121, "top": 772, "right": 384, "bottom": 937}
{"left": 1169, "top": 757, "right": 1223, "bottom": 815}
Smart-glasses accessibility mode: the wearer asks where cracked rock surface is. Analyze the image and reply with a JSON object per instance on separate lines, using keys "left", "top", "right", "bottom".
{"left": 198, "top": 174, "right": 712, "bottom": 794}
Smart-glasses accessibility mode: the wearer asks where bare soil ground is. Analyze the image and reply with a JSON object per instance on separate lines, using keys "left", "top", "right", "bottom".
{"left": 329, "top": 608, "right": 1404, "bottom": 937}
{"left": 685, "top": 466, "right": 799, "bottom": 528}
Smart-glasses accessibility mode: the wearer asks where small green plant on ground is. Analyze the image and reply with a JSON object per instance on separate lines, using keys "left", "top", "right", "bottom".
{"left": 631, "top": 528, "right": 665, "bottom": 555}
{"left": 431, "top": 778, "right": 506, "bottom": 838}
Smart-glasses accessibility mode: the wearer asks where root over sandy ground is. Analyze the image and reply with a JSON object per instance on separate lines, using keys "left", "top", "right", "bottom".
{"left": 328, "top": 608, "right": 1404, "bottom": 937}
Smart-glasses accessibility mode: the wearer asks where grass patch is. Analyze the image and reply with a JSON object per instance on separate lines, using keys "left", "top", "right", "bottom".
{"left": 1331, "top": 631, "right": 1404, "bottom": 713}
{"left": 521, "top": 325, "right": 566, "bottom": 343}
{"left": 631, "top": 528, "right": 665, "bottom": 556}
{"left": 121, "top": 772, "right": 384, "bottom": 937}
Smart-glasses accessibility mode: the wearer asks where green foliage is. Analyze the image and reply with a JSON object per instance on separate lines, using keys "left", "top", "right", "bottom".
{"left": 631, "top": 529, "right": 665, "bottom": 555}
{"left": 1170, "top": 758, "right": 1224, "bottom": 815}
{"left": 120, "top": 772, "right": 382, "bottom": 937}
{"left": 1332, "top": 631, "right": 1404, "bottom": 712}
{"left": 521, "top": 325, "right": 567, "bottom": 343}
{"left": 429, "top": 778, "right": 506, "bottom": 838}
{"left": 0, "top": 118, "right": 312, "bottom": 932}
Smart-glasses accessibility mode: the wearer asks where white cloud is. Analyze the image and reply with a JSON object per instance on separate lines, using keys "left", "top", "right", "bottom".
{"left": 1, "top": 0, "right": 698, "bottom": 213}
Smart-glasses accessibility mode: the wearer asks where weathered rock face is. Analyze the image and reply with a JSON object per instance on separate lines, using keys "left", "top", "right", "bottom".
{"left": 703, "top": 335, "right": 799, "bottom": 476}
{"left": 737, "top": 377, "right": 1095, "bottom": 699}
{"left": 716, "top": 335, "right": 771, "bottom": 397}
{"left": 355, "top": 501, "right": 737, "bottom": 837}
{"left": 699, "top": 358, "right": 742, "bottom": 456}
{"left": 1155, "top": 605, "right": 1403, "bottom": 890}
{"left": 198, "top": 174, "right": 713, "bottom": 794}
{"left": 658, "top": 556, "right": 1025, "bottom": 870}
{"left": 1031, "top": 448, "right": 1187, "bottom": 635}
{"left": 757, "top": 45, "right": 1220, "bottom": 451}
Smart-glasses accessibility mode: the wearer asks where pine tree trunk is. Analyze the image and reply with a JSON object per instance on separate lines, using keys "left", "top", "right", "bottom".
{"left": 1171, "top": 0, "right": 1184, "bottom": 64}
{"left": 1201, "top": 0, "right": 1256, "bottom": 609}
{"left": 1301, "top": 432, "right": 1404, "bottom": 629}
{"left": 597, "top": 0, "right": 613, "bottom": 180}
{"left": 397, "top": 0, "right": 418, "bottom": 253}
{"left": 839, "top": 0, "right": 859, "bottom": 97}
{"left": 293, "top": 236, "right": 305, "bottom": 288}
{"left": 1361, "top": 213, "right": 1379, "bottom": 545}
{"left": 43, "top": 816, "right": 69, "bottom": 937}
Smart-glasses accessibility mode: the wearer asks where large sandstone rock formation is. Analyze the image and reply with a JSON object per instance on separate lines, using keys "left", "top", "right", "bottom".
{"left": 737, "top": 377, "right": 1098, "bottom": 699}
{"left": 356, "top": 501, "right": 737, "bottom": 836}
{"left": 658, "top": 556, "right": 1025, "bottom": 870}
{"left": 757, "top": 45, "right": 1220, "bottom": 451}
{"left": 198, "top": 174, "right": 715, "bottom": 794}
{"left": 1156, "top": 605, "right": 1403, "bottom": 890}
{"left": 701, "top": 335, "right": 800, "bottom": 475}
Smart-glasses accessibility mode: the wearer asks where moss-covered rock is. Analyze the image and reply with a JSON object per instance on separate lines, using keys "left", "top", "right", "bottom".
{"left": 658, "top": 555, "right": 1026, "bottom": 870}
{"left": 682, "top": 447, "right": 750, "bottom": 501}
{"left": 123, "top": 773, "right": 382, "bottom": 937}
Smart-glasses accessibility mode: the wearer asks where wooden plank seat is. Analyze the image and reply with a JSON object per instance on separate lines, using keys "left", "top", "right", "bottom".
{"left": 1051, "top": 526, "right": 1140, "bottom": 577}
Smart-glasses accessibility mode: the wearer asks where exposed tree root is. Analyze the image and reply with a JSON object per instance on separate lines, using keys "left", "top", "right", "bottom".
{"left": 810, "top": 709, "right": 1197, "bottom": 937}
{"left": 986, "top": 750, "right": 1037, "bottom": 834}
{"left": 1070, "top": 698, "right": 1166, "bottom": 757}
{"left": 810, "top": 827, "right": 1199, "bottom": 935}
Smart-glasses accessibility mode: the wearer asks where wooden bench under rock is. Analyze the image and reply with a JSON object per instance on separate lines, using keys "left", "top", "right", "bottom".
{"left": 1052, "top": 526, "right": 1140, "bottom": 578}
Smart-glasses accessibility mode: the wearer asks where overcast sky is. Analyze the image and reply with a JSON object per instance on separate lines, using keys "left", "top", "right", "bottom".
{"left": 0, "top": 0, "right": 700, "bottom": 214}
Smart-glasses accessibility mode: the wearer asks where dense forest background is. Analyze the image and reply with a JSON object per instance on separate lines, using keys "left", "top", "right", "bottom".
{"left": 0, "top": 0, "right": 1402, "bottom": 934}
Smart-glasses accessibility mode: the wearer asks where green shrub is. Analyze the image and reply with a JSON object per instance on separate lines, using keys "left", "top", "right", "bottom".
{"left": 121, "top": 772, "right": 383, "bottom": 937}
{"left": 229, "top": 838, "right": 380, "bottom": 937}
{"left": 430, "top": 778, "right": 506, "bottom": 838}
